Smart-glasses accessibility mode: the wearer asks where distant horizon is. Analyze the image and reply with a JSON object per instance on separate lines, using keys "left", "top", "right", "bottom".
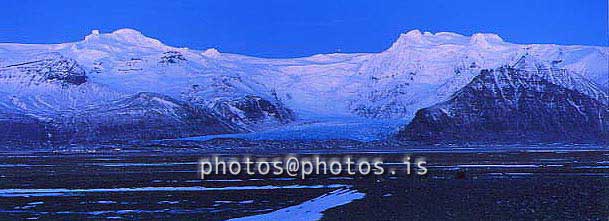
{"left": 0, "top": 0, "right": 606, "bottom": 58}
{"left": 2, "top": 27, "right": 606, "bottom": 57}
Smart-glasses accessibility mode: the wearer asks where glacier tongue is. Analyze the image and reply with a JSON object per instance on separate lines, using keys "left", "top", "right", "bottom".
{"left": 0, "top": 28, "right": 607, "bottom": 144}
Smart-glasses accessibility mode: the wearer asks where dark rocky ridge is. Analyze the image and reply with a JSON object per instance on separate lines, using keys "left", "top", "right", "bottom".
{"left": 52, "top": 92, "right": 240, "bottom": 143}
{"left": 0, "top": 92, "right": 240, "bottom": 146}
{"left": 160, "top": 51, "right": 187, "bottom": 64}
{"left": 0, "top": 53, "right": 87, "bottom": 86}
{"left": 211, "top": 95, "right": 295, "bottom": 131}
{"left": 400, "top": 61, "right": 609, "bottom": 143}
{"left": 0, "top": 53, "right": 296, "bottom": 145}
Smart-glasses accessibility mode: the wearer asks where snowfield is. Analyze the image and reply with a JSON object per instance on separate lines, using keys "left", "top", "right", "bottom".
{"left": 0, "top": 28, "right": 607, "bottom": 143}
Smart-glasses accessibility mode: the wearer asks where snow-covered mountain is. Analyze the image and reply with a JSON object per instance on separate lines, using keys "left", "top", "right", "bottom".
{"left": 0, "top": 28, "right": 607, "bottom": 144}
{"left": 193, "top": 29, "right": 607, "bottom": 120}
{"left": 400, "top": 56, "right": 609, "bottom": 143}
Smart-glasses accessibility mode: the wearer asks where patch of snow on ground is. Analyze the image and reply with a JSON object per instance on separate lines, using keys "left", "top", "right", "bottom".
{"left": 228, "top": 188, "right": 365, "bottom": 221}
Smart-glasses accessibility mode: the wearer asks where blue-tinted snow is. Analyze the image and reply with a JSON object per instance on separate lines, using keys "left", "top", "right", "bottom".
{"left": 228, "top": 188, "right": 364, "bottom": 221}
{"left": 180, "top": 118, "right": 404, "bottom": 142}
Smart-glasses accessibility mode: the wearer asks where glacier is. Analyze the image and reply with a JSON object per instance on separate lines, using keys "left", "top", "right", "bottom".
{"left": 0, "top": 28, "right": 607, "bottom": 144}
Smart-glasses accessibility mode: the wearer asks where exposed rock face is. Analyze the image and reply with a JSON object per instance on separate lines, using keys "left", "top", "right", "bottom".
{"left": 49, "top": 92, "right": 239, "bottom": 144}
{"left": 1, "top": 29, "right": 608, "bottom": 144}
{"left": 39, "top": 57, "right": 88, "bottom": 85}
{"left": 400, "top": 60, "right": 609, "bottom": 143}
{"left": 211, "top": 95, "right": 295, "bottom": 131}
{"left": 0, "top": 53, "right": 87, "bottom": 86}
{"left": 0, "top": 52, "right": 247, "bottom": 145}
{"left": 0, "top": 52, "right": 294, "bottom": 145}
{"left": 0, "top": 92, "right": 243, "bottom": 146}
{"left": 160, "top": 51, "right": 186, "bottom": 64}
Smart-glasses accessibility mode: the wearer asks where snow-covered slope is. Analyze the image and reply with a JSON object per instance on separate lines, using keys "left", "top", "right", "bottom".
{"left": 343, "top": 30, "right": 607, "bottom": 119}
{"left": 0, "top": 28, "right": 607, "bottom": 143}
{"left": 53, "top": 92, "right": 239, "bottom": 143}
{"left": 400, "top": 56, "right": 609, "bottom": 143}
{"left": 193, "top": 29, "right": 607, "bottom": 120}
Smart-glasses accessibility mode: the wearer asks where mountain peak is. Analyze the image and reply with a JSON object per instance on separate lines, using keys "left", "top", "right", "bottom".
{"left": 82, "top": 28, "right": 165, "bottom": 48}
{"left": 202, "top": 48, "right": 221, "bottom": 58}
{"left": 469, "top": 33, "right": 504, "bottom": 48}
{"left": 399, "top": 29, "right": 425, "bottom": 42}
{"left": 386, "top": 30, "right": 507, "bottom": 51}
{"left": 387, "top": 29, "right": 427, "bottom": 50}
{"left": 404, "top": 29, "right": 423, "bottom": 37}
{"left": 111, "top": 28, "right": 144, "bottom": 36}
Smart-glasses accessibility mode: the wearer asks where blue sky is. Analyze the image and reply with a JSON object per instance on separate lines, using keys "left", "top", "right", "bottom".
{"left": 0, "top": 0, "right": 606, "bottom": 58}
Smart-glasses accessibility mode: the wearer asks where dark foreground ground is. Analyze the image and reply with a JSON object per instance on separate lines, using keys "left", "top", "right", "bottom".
{"left": 0, "top": 143, "right": 608, "bottom": 220}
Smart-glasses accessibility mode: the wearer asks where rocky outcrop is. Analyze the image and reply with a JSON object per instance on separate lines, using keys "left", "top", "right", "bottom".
{"left": 160, "top": 51, "right": 186, "bottom": 64}
{"left": 0, "top": 93, "right": 240, "bottom": 145}
{"left": 2, "top": 28, "right": 607, "bottom": 144}
{"left": 0, "top": 53, "right": 87, "bottom": 86}
{"left": 400, "top": 59, "right": 609, "bottom": 143}
{"left": 50, "top": 92, "right": 239, "bottom": 143}
{"left": 211, "top": 95, "right": 295, "bottom": 131}
{"left": 0, "top": 51, "right": 290, "bottom": 145}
